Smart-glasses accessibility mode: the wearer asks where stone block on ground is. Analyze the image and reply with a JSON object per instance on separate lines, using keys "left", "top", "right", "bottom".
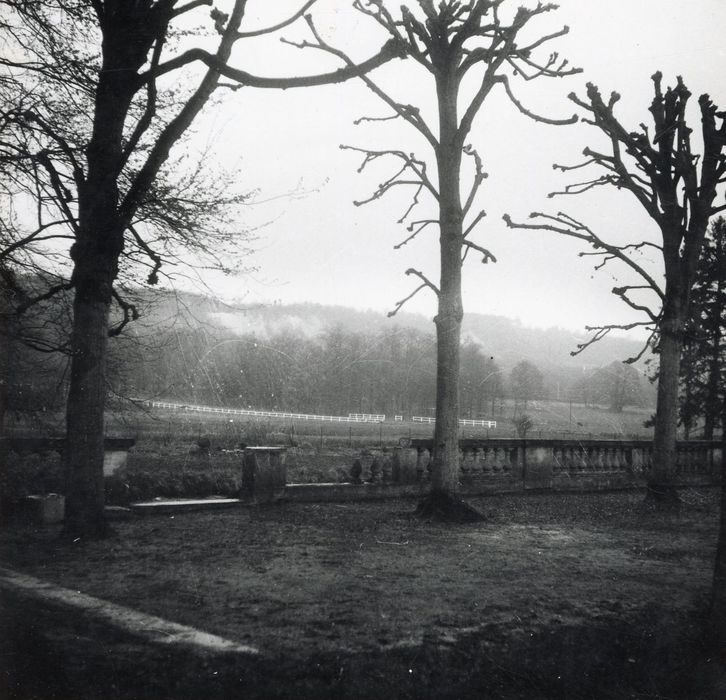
{"left": 19, "top": 494, "right": 65, "bottom": 525}
{"left": 241, "top": 447, "right": 287, "bottom": 503}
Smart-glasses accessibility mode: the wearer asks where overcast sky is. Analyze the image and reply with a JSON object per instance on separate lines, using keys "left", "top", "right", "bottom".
{"left": 186, "top": 0, "right": 726, "bottom": 335}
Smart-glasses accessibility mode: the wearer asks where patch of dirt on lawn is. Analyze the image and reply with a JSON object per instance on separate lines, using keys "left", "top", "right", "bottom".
{"left": 0, "top": 489, "right": 723, "bottom": 698}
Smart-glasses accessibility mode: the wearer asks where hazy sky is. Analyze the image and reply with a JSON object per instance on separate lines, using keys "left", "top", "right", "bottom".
{"left": 186, "top": 1, "right": 726, "bottom": 334}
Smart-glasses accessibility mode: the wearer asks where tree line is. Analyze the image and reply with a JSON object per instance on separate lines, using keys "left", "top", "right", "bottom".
{"left": 3, "top": 289, "right": 654, "bottom": 426}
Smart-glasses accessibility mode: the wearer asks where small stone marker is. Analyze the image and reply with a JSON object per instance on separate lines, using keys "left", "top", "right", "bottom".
{"left": 21, "top": 494, "right": 65, "bottom": 525}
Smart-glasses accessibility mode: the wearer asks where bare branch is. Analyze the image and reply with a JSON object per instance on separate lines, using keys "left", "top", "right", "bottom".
{"left": 171, "top": 0, "right": 212, "bottom": 18}
{"left": 138, "top": 37, "right": 406, "bottom": 92}
{"left": 611, "top": 285, "right": 659, "bottom": 323}
{"left": 405, "top": 267, "right": 439, "bottom": 294}
{"left": 127, "top": 224, "right": 163, "bottom": 285}
{"left": 235, "top": 1, "right": 318, "bottom": 38}
{"left": 503, "top": 212, "right": 665, "bottom": 300}
{"left": 394, "top": 219, "right": 437, "bottom": 250}
{"left": 498, "top": 75, "right": 577, "bottom": 125}
{"left": 571, "top": 321, "right": 656, "bottom": 357}
{"left": 387, "top": 283, "right": 428, "bottom": 318}
{"left": 462, "top": 239, "right": 497, "bottom": 264}
{"left": 461, "top": 144, "right": 488, "bottom": 215}
{"left": 108, "top": 288, "right": 140, "bottom": 337}
{"left": 341, "top": 144, "right": 437, "bottom": 223}
{"left": 280, "top": 17, "right": 436, "bottom": 147}
{"left": 463, "top": 209, "right": 486, "bottom": 239}
{"left": 15, "top": 280, "right": 73, "bottom": 315}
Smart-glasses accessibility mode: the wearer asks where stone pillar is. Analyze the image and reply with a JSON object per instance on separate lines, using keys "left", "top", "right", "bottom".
{"left": 241, "top": 447, "right": 287, "bottom": 503}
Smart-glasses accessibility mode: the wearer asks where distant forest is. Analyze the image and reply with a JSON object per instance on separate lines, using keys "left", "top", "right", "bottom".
{"left": 3, "top": 291, "right": 654, "bottom": 425}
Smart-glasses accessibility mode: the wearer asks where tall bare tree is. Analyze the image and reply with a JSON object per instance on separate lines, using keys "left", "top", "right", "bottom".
{"left": 0, "top": 0, "right": 402, "bottom": 538}
{"left": 299, "top": 0, "right": 578, "bottom": 518}
{"left": 505, "top": 74, "right": 726, "bottom": 505}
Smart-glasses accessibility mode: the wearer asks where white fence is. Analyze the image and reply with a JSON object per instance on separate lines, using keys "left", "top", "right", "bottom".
{"left": 136, "top": 400, "right": 495, "bottom": 428}
{"left": 413, "top": 416, "right": 497, "bottom": 428}
{"left": 348, "top": 413, "right": 386, "bottom": 422}
{"left": 136, "top": 400, "right": 384, "bottom": 424}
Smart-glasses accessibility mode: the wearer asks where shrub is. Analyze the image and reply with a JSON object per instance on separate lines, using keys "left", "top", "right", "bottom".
{"left": 0, "top": 449, "right": 63, "bottom": 500}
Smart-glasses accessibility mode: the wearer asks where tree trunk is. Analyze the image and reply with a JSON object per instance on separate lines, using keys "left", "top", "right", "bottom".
{"left": 63, "top": 274, "right": 113, "bottom": 538}
{"left": 59, "top": 27, "right": 139, "bottom": 537}
{"left": 416, "top": 71, "right": 482, "bottom": 522}
{"left": 431, "top": 246, "right": 463, "bottom": 496}
{"left": 648, "top": 305, "right": 683, "bottom": 507}
{"left": 430, "top": 72, "right": 463, "bottom": 498}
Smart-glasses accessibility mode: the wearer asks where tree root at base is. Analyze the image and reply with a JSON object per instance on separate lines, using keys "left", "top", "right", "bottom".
{"left": 414, "top": 491, "right": 485, "bottom": 523}
{"left": 643, "top": 483, "right": 681, "bottom": 513}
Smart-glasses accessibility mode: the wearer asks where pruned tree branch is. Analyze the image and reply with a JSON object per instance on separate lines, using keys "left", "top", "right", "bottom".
{"left": 498, "top": 75, "right": 577, "bottom": 126}
{"left": 340, "top": 144, "right": 438, "bottom": 223}
{"left": 571, "top": 321, "right": 656, "bottom": 361}
{"left": 503, "top": 212, "right": 665, "bottom": 302}
{"left": 394, "top": 218, "right": 437, "bottom": 250}
{"left": 234, "top": 1, "right": 318, "bottom": 38}
{"left": 462, "top": 239, "right": 496, "bottom": 264}
{"left": 108, "top": 288, "right": 139, "bottom": 337}
{"left": 461, "top": 144, "right": 487, "bottom": 216}
{"left": 387, "top": 267, "right": 439, "bottom": 318}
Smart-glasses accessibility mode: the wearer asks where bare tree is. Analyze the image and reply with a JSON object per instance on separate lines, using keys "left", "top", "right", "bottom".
{"left": 510, "top": 359, "right": 543, "bottom": 412}
{"left": 298, "top": 0, "right": 578, "bottom": 519}
{"left": 505, "top": 74, "right": 726, "bottom": 506}
{"left": 0, "top": 0, "right": 402, "bottom": 538}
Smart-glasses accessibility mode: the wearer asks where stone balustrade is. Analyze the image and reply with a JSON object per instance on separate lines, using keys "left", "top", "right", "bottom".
{"left": 395, "top": 438, "right": 722, "bottom": 492}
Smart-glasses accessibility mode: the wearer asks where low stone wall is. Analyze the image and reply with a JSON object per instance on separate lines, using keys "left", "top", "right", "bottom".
{"left": 407, "top": 438, "right": 722, "bottom": 491}
{"left": 283, "top": 438, "right": 722, "bottom": 503}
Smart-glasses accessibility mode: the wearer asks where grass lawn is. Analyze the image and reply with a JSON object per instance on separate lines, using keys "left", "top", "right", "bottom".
{"left": 0, "top": 489, "right": 723, "bottom": 699}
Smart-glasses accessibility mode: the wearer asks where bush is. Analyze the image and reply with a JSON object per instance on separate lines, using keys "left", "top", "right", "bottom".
{"left": 0, "top": 449, "right": 63, "bottom": 500}
{"left": 105, "top": 460, "right": 242, "bottom": 505}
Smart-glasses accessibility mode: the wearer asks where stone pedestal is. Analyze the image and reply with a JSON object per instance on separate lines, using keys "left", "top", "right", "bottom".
{"left": 392, "top": 448, "right": 418, "bottom": 484}
{"left": 241, "top": 447, "right": 287, "bottom": 503}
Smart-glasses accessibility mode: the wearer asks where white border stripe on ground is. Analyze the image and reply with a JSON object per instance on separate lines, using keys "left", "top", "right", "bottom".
{"left": 0, "top": 566, "right": 258, "bottom": 655}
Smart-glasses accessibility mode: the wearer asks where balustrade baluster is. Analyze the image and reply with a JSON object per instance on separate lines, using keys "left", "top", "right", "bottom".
{"left": 576, "top": 445, "right": 590, "bottom": 472}
{"left": 481, "top": 447, "right": 492, "bottom": 474}
{"left": 415, "top": 448, "right": 427, "bottom": 482}
{"left": 502, "top": 448, "right": 513, "bottom": 474}
{"left": 565, "top": 446, "right": 576, "bottom": 472}
{"left": 460, "top": 448, "right": 470, "bottom": 476}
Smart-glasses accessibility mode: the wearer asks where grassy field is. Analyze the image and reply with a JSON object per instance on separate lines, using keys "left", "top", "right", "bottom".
{"left": 103, "top": 398, "right": 654, "bottom": 445}
{"left": 0, "top": 489, "right": 722, "bottom": 699}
